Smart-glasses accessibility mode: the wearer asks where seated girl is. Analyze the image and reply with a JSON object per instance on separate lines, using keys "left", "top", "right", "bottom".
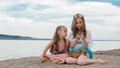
{"left": 40, "top": 25, "right": 70, "bottom": 64}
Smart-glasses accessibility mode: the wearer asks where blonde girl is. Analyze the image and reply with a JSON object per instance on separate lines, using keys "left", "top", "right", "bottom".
{"left": 66, "top": 13, "right": 108, "bottom": 65}
{"left": 40, "top": 25, "right": 69, "bottom": 64}
{"left": 67, "top": 13, "right": 93, "bottom": 59}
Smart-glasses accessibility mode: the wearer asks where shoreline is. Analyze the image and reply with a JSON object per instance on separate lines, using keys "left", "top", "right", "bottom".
{"left": 0, "top": 49, "right": 120, "bottom": 68}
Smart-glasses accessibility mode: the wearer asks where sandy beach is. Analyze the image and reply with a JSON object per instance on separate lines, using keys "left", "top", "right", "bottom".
{"left": 0, "top": 49, "right": 120, "bottom": 68}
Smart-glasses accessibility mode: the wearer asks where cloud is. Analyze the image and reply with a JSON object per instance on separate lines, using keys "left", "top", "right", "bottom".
{"left": 69, "top": 0, "right": 120, "bottom": 7}
{"left": 0, "top": 0, "right": 120, "bottom": 40}
{"left": 0, "top": 13, "right": 71, "bottom": 38}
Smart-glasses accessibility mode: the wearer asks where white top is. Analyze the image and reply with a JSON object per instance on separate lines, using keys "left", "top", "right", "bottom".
{"left": 67, "top": 30, "right": 93, "bottom": 49}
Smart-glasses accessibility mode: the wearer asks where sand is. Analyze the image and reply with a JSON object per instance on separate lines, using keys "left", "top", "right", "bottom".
{"left": 0, "top": 49, "right": 120, "bottom": 68}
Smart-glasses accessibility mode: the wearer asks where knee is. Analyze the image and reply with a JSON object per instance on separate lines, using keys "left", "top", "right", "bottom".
{"left": 66, "top": 57, "right": 77, "bottom": 64}
{"left": 66, "top": 57, "right": 74, "bottom": 64}
{"left": 77, "top": 60, "right": 86, "bottom": 65}
{"left": 66, "top": 58, "right": 71, "bottom": 63}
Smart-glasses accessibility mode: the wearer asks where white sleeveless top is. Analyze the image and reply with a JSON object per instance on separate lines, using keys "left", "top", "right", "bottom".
{"left": 67, "top": 30, "right": 93, "bottom": 49}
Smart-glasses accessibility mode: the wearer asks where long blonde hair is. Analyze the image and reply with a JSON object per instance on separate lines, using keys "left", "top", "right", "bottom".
{"left": 71, "top": 14, "right": 87, "bottom": 38}
{"left": 50, "top": 25, "right": 69, "bottom": 54}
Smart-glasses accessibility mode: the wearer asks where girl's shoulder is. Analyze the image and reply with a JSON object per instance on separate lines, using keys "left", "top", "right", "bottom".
{"left": 49, "top": 40, "right": 55, "bottom": 44}
{"left": 51, "top": 39, "right": 55, "bottom": 42}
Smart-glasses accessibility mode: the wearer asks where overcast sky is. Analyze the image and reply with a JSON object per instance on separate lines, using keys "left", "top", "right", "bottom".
{"left": 0, "top": 0, "right": 120, "bottom": 40}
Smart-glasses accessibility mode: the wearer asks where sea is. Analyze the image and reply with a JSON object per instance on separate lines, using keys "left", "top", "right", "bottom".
{"left": 0, "top": 40, "right": 120, "bottom": 61}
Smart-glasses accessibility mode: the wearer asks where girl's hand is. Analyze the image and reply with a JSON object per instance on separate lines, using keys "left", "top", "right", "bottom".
{"left": 76, "top": 32, "right": 85, "bottom": 40}
{"left": 81, "top": 33, "right": 85, "bottom": 40}
{"left": 75, "top": 33, "right": 81, "bottom": 40}
{"left": 40, "top": 55, "right": 47, "bottom": 63}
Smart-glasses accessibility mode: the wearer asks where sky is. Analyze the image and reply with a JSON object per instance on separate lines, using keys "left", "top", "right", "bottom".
{"left": 0, "top": 0, "right": 120, "bottom": 40}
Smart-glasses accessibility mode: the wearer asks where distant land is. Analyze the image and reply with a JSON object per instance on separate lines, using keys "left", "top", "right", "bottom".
{"left": 0, "top": 34, "right": 51, "bottom": 40}
{"left": 0, "top": 34, "right": 119, "bottom": 41}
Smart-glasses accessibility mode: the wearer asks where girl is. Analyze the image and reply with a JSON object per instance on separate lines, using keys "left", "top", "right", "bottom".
{"left": 66, "top": 13, "right": 108, "bottom": 65}
{"left": 40, "top": 25, "right": 69, "bottom": 64}
{"left": 67, "top": 13, "right": 93, "bottom": 59}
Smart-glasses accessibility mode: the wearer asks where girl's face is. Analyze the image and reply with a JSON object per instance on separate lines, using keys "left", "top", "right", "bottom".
{"left": 76, "top": 18, "right": 83, "bottom": 30}
{"left": 58, "top": 27, "right": 67, "bottom": 38}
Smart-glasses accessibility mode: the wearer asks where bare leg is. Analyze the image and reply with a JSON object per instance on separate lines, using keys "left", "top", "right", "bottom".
{"left": 96, "top": 58, "right": 108, "bottom": 64}
{"left": 66, "top": 57, "right": 77, "bottom": 64}
{"left": 77, "top": 55, "right": 96, "bottom": 65}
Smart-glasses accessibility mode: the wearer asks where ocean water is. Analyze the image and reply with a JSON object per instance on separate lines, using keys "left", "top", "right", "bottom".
{"left": 0, "top": 40, "right": 120, "bottom": 61}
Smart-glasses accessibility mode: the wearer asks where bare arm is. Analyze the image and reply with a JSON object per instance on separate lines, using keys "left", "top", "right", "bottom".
{"left": 81, "top": 33, "right": 88, "bottom": 47}
{"left": 82, "top": 38, "right": 88, "bottom": 47}
{"left": 41, "top": 40, "right": 54, "bottom": 57}
{"left": 66, "top": 40, "right": 70, "bottom": 47}
{"left": 70, "top": 38, "right": 79, "bottom": 48}
{"left": 70, "top": 33, "right": 88, "bottom": 48}
{"left": 65, "top": 40, "right": 70, "bottom": 53}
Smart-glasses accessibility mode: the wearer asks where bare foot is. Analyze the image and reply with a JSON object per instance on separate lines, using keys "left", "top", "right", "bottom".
{"left": 96, "top": 58, "right": 108, "bottom": 64}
